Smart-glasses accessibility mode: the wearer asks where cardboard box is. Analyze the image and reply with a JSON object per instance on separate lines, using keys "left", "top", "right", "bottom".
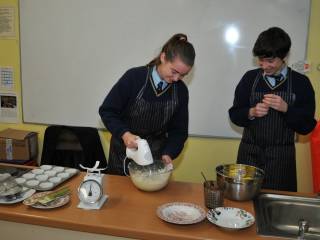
{"left": 0, "top": 128, "right": 38, "bottom": 161}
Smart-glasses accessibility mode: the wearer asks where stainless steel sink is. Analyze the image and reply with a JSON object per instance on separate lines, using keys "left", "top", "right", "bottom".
{"left": 253, "top": 193, "right": 320, "bottom": 239}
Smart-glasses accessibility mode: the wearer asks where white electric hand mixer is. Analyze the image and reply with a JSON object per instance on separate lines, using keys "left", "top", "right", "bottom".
{"left": 126, "top": 138, "right": 154, "bottom": 166}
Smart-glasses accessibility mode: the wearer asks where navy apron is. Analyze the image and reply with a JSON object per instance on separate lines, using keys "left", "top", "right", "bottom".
{"left": 107, "top": 67, "right": 179, "bottom": 175}
{"left": 237, "top": 69, "right": 297, "bottom": 191}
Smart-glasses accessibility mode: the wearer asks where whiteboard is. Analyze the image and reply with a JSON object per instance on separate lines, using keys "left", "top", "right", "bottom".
{"left": 19, "top": 0, "right": 310, "bottom": 138}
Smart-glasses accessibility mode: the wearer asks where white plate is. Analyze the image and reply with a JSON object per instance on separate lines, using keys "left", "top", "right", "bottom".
{"left": 207, "top": 207, "right": 255, "bottom": 230}
{"left": 157, "top": 202, "right": 206, "bottom": 224}
{"left": 0, "top": 188, "right": 36, "bottom": 204}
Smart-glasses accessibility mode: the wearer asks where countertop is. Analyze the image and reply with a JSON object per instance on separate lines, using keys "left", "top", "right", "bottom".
{"left": 0, "top": 164, "right": 310, "bottom": 240}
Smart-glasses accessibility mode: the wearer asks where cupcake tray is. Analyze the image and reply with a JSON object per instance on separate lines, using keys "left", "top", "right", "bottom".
{"left": 15, "top": 165, "right": 79, "bottom": 191}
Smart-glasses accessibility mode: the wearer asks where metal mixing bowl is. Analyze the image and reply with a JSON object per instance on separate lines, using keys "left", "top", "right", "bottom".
{"left": 216, "top": 164, "right": 264, "bottom": 201}
{"left": 128, "top": 161, "right": 172, "bottom": 192}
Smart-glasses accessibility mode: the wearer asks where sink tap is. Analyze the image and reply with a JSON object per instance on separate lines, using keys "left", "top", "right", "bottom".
{"left": 297, "top": 219, "right": 309, "bottom": 239}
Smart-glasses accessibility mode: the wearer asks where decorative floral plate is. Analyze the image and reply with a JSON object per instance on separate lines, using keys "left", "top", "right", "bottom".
{"left": 157, "top": 202, "right": 206, "bottom": 224}
{"left": 23, "top": 191, "right": 70, "bottom": 209}
{"left": 207, "top": 207, "right": 255, "bottom": 230}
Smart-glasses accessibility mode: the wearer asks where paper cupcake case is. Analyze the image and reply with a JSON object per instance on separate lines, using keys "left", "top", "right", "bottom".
{"left": 15, "top": 165, "right": 79, "bottom": 191}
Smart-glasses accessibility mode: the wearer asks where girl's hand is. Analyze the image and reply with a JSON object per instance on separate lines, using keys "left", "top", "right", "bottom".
{"left": 122, "top": 132, "right": 139, "bottom": 148}
{"left": 162, "top": 155, "right": 172, "bottom": 164}
{"left": 162, "top": 155, "right": 173, "bottom": 170}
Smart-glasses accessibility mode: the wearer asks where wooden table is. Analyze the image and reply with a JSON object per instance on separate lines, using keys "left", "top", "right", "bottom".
{"left": 0, "top": 164, "right": 294, "bottom": 240}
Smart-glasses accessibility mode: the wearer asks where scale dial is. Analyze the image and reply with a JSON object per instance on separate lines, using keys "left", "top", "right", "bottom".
{"left": 78, "top": 179, "right": 102, "bottom": 204}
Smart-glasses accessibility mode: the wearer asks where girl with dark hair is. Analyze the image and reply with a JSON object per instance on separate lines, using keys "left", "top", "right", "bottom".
{"left": 99, "top": 33, "right": 195, "bottom": 175}
{"left": 229, "top": 27, "right": 316, "bottom": 191}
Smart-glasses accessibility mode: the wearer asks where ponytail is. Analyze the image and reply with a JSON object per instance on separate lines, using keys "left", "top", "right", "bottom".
{"left": 148, "top": 33, "right": 195, "bottom": 67}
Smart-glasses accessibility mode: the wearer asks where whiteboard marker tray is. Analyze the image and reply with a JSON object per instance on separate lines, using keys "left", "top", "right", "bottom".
{"left": 15, "top": 165, "right": 79, "bottom": 191}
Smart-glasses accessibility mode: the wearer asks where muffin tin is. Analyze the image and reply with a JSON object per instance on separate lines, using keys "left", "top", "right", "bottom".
{"left": 15, "top": 165, "right": 79, "bottom": 191}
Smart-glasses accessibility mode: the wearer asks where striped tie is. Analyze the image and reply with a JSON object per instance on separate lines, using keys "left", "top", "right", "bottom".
{"left": 271, "top": 74, "right": 283, "bottom": 84}
{"left": 156, "top": 81, "right": 163, "bottom": 93}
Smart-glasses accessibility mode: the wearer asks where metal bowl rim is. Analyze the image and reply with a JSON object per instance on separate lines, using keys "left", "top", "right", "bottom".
{"left": 216, "top": 163, "right": 265, "bottom": 179}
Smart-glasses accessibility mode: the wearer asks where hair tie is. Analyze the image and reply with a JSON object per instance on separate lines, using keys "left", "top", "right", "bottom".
{"left": 179, "top": 36, "right": 187, "bottom": 41}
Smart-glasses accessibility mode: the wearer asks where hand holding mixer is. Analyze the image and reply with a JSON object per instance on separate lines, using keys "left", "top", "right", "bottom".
{"left": 126, "top": 138, "right": 154, "bottom": 166}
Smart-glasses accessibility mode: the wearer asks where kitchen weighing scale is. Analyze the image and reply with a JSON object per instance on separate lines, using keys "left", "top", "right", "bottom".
{"left": 77, "top": 161, "right": 108, "bottom": 210}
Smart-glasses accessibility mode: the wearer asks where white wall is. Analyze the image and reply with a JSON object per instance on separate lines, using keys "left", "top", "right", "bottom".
{"left": 20, "top": 0, "right": 310, "bottom": 138}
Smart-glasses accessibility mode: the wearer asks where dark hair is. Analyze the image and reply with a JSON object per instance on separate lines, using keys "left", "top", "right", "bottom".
{"left": 253, "top": 27, "right": 291, "bottom": 59}
{"left": 148, "top": 33, "right": 195, "bottom": 67}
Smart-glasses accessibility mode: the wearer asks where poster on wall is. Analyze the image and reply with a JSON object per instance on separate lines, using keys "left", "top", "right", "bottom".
{"left": 0, "top": 93, "right": 18, "bottom": 123}
{"left": 0, "top": 66, "right": 14, "bottom": 89}
{"left": 0, "top": 7, "right": 15, "bottom": 38}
